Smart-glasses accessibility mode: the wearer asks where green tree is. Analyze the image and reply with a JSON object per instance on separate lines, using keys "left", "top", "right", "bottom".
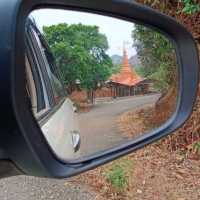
{"left": 180, "top": 0, "right": 200, "bottom": 14}
{"left": 132, "top": 25, "right": 177, "bottom": 92}
{"left": 43, "top": 23, "right": 113, "bottom": 102}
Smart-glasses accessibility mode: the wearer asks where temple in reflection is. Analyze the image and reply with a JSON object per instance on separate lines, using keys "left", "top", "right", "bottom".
{"left": 71, "top": 48, "right": 154, "bottom": 102}
{"left": 106, "top": 48, "right": 151, "bottom": 97}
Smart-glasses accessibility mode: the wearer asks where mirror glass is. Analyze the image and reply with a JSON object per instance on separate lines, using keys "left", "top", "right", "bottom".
{"left": 26, "top": 9, "right": 178, "bottom": 161}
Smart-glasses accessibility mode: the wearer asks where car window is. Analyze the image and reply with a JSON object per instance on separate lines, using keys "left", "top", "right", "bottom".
{"left": 31, "top": 28, "right": 65, "bottom": 105}
{"left": 26, "top": 30, "right": 51, "bottom": 118}
{"left": 25, "top": 56, "right": 38, "bottom": 114}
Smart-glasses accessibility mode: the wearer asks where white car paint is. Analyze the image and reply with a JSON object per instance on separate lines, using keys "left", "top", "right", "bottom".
{"left": 41, "top": 98, "right": 80, "bottom": 161}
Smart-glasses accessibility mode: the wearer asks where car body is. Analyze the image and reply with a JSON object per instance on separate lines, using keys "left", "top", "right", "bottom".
{"left": 25, "top": 19, "right": 81, "bottom": 160}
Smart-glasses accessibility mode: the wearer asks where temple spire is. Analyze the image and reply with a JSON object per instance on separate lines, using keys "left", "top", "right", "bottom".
{"left": 122, "top": 46, "right": 131, "bottom": 73}
{"left": 110, "top": 45, "right": 143, "bottom": 86}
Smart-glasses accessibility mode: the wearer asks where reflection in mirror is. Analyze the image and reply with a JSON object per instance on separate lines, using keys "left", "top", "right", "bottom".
{"left": 26, "top": 9, "right": 178, "bottom": 161}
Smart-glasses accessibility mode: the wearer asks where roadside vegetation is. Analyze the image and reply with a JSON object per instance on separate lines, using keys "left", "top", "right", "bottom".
{"left": 104, "top": 158, "right": 133, "bottom": 192}
{"left": 132, "top": 25, "right": 177, "bottom": 92}
{"left": 180, "top": 0, "right": 200, "bottom": 14}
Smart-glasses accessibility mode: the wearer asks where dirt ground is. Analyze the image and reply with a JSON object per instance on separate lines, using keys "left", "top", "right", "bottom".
{"left": 73, "top": 143, "right": 200, "bottom": 200}
{"left": 73, "top": 106, "right": 200, "bottom": 200}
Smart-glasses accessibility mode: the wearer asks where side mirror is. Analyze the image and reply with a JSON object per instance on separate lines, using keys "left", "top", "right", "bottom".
{"left": 0, "top": 0, "right": 199, "bottom": 178}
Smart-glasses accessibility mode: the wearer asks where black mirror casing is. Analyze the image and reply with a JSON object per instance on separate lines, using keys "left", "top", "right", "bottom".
{"left": 0, "top": 0, "right": 199, "bottom": 178}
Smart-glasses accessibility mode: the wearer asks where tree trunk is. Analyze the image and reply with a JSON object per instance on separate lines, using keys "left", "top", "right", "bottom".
{"left": 87, "top": 90, "right": 95, "bottom": 104}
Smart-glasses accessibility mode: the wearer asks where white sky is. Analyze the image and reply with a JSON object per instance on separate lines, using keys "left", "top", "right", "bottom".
{"left": 31, "top": 9, "right": 137, "bottom": 57}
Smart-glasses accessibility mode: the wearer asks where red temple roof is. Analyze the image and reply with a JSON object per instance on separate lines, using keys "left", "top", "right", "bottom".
{"left": 110, "top": 48, "right": 143, "bottom": 86}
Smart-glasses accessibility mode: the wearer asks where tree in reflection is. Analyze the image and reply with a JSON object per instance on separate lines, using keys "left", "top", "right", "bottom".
{"left": 43, "top": 23, "right": 113, "bottom": 103}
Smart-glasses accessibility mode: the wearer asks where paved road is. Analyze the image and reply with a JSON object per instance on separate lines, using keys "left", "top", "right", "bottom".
{"left": 0, "top": 176, "right": 101, "bottom": 200}
{"left": 0, "top": 94, "right": 160, "bottom": 200}
{"left": 77, "top": 94, "right": 160, "bottom": 157}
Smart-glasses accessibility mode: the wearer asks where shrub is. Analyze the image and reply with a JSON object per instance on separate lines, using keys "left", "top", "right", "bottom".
{"left": 105, "top": 165, "right": 128, "bottom": 190}
{"left": 104, "top": 158, "right": 133, "bottom": 191}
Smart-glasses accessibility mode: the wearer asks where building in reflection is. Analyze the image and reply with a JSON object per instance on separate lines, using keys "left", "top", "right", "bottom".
{"left": 106, "top": 48, "right": 151, "bottom": 97}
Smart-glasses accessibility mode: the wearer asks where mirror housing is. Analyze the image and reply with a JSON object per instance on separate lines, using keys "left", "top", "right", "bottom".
{"left": 0, "top": 0, "right": 199, "bottom": 178}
